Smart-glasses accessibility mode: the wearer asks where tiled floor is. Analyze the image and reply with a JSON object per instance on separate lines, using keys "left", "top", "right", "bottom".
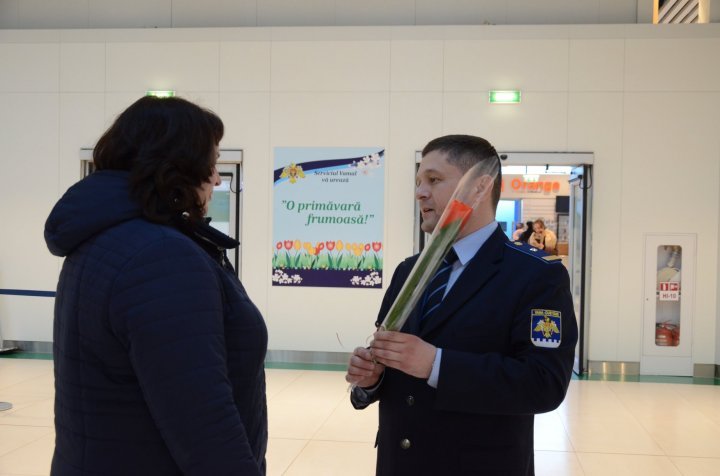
{"left": 1, "top": 358, "right": 720, "bottom": 475}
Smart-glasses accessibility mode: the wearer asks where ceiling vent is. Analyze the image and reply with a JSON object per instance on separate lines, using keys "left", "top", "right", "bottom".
{"left": 657, "top": 0, "right": 700, "bottom": 23}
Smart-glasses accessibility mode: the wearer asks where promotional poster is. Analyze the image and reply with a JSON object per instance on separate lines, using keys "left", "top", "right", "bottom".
{"left": 272, "top": 147, "right": 385, "bottom": 288}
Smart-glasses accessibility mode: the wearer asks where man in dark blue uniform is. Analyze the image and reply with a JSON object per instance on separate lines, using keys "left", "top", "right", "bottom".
{"left": 345, "top": 135, "right": 578, "bottom": 476}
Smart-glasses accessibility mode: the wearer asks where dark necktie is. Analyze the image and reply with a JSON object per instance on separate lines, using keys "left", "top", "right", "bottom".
{"left": 419, "top": 248, "right": 459, "bottom": 326}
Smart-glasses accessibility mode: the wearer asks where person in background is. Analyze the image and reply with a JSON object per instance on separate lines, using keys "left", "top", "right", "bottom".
{"left": 518, "top": 220, "right": 535, "bottom": 243}
{"left": 345, "top": 134, "right": 577, "bottom": 476}
{"left": 511, "top": 222, "right": 526, "bottom": 241}
{"left": 45, "top": 96, "right": 267, "bottom": 476}
{"left": 528, "top": 219, "right": 558, "bottom": 255}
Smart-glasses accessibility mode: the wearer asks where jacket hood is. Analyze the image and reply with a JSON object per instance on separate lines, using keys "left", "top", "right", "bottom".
{"left": 45, "top": 170, "right": 142, "bottom": 257}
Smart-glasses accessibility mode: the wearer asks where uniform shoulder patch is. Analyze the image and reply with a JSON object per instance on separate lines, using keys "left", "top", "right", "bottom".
{"left": 504, "top": 240, "right": 562, "bottom": 264}
{"left": 531, "top": 309, "right": 562, "bottom": 348}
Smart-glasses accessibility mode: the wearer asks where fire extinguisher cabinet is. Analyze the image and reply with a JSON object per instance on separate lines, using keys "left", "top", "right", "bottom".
{"left": 641, "top": 234, "right": 695, "bottom": 376}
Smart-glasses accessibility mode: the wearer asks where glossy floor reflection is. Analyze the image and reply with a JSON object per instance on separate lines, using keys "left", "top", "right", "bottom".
{"left": 1, "top": 358, "right": 719, "bottom": 475}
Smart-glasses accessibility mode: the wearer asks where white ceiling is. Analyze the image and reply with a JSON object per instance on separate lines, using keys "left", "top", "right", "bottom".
{"left": 0, "top": 0, "right": 648, "bottom": 29}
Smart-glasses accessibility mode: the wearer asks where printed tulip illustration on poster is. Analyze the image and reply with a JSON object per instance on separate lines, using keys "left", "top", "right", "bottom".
{"left": 272, "top": 147, "right": 385, "bottom": 288}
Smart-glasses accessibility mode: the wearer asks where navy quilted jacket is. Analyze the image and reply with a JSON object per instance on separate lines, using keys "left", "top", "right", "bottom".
{"left": 45, "top": 170, "right": 268, "bottom": 475}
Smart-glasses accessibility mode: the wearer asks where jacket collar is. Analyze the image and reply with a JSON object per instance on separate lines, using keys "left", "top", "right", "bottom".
{"left": 178, "top": 215, "right": 239, "bottom": 251}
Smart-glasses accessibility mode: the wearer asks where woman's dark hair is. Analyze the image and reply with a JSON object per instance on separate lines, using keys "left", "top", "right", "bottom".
{"left": 93, "top": 96, "right": 224, "bottom": 224}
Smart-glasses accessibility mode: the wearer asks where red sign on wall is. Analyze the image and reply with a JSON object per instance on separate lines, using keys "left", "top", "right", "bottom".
{"left": 658, "top": 282, "right": 680, "bottom": 301}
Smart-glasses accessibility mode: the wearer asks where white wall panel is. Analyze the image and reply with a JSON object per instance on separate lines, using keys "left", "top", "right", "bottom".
{"left": 0, "top": 94, "right": 59, "bottom": 291}
{"left": 88, "top": 0, "right": 171, "bottom": 29}
{"left": 389, "top": 92, "right": 443, "bottom": 153}
{"left": 336, "top": 0, "right": 415, "bottom": 26}
{"left": 390, "top": 41, "right": 443, "bottom": 91}
{"left": 568, "top": 92, "right": 624, "bottom": 361}
{"left": 103, "top": 92, "right": 147, "bottom": 128}
{"left": 271, "top": 41, "right": 390, "bottom": 92}
{"left": 442, "top": 92, "right": 568, "bottom": 151}
{"left": 106, "top": 91, "right": 220, "bottom": 122}
{"left": 625, "top": 39, "right": 720, "bottom": 92}
{"left": 106, "top": 42, "right": 219, "bottom": 93}
{"left": 220, "top": 41, "right": 271, "bottom": 91}
{"left": 60, "top": 43, "right": 105, "bottom": 92}
{"left": 58, "top": 93, "right": 104, "bottom": 191}
{"left": 388, "top": 92, "right": 443, "bottom": 269}
{"left": 0, "top": 297, "right": 54, "bottom": 341}
{"left": 270, "top": 92, "right": 389, "bottom": 145}
{"left": 180, "top": 92, "right": 220, "bottom": 112}
{"left": 444, "top": 40, "right": 569, "bottom": 92}
{"left": 569, "top": 39, "right": 625, "bottom": 92}
{"left": 257, "top": 0, "right": 335, "bottom": 27}
{"left": 416, "top": 0, "right": 507, "bottom": 25}
{"left": 171, "top": 0, "right": 257, "bottom": 28}
{"left": 218, "top": 92, "right": 271, "bottom": 152}
{"left": 0, "top": 43, "right": 59, "bottom": 92}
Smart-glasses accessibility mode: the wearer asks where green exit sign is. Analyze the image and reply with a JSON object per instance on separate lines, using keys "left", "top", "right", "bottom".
{"left": 146, "top": 90, "right": 176, "bottom": 98}
{"left": 489, "top": 90, "right": 521, "bottom": 104}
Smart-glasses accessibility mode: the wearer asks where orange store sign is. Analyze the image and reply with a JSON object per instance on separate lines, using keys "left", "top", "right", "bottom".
{"left": 501, "top": 178, "right": 561, "bottom": 194}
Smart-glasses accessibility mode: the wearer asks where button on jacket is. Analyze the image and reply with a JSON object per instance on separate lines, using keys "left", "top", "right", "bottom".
{"left": 45, "top": 171, "right": 268, "bottom": 476}
{"left": 352, "top": 226, "right": 577, "bottom": 476}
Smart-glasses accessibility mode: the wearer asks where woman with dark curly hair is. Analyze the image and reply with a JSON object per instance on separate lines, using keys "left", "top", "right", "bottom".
{"left": 45, "top": 96, "right": 267, "bottom": 476}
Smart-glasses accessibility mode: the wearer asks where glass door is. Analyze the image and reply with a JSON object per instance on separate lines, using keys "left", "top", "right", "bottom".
{"left": 569, "top": 165, "right": 592, "bottom": 375}
{"left": 208, "top": 162, "right": 242, "bottom": 277}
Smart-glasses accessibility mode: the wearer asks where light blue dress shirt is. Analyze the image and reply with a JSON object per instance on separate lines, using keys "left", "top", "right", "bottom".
{"left": 427, "top": 220, "right": 498, "bottom": 388}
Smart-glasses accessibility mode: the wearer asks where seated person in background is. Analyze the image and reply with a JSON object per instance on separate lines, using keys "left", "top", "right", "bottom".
{"left": 511, "top": 222, "right": 525, "bottom": 241}
{"left": 528, "top": 219, "right": 558, "bottom": 254}
{"left": 518, "top": 220, "right": 534, "bottom": 243}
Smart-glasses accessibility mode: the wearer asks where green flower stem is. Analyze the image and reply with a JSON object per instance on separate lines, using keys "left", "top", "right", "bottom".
{"left": 380, "top": 215, "right": 465, "bottom": 331}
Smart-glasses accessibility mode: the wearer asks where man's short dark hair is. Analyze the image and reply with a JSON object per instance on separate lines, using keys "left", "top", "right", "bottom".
{"left": 422, "top": 134, "right": 502, "bottom": 209}
{"left": 93, "top": 96, "right": 223, "bottom": 224}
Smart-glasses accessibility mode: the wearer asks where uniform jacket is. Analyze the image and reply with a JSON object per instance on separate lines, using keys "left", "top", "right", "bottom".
{"left": 44, "top": 170, "right": 268, "bottom": 476}
{"left": 353, "top": 226, "right": 577, "bottom": 476}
